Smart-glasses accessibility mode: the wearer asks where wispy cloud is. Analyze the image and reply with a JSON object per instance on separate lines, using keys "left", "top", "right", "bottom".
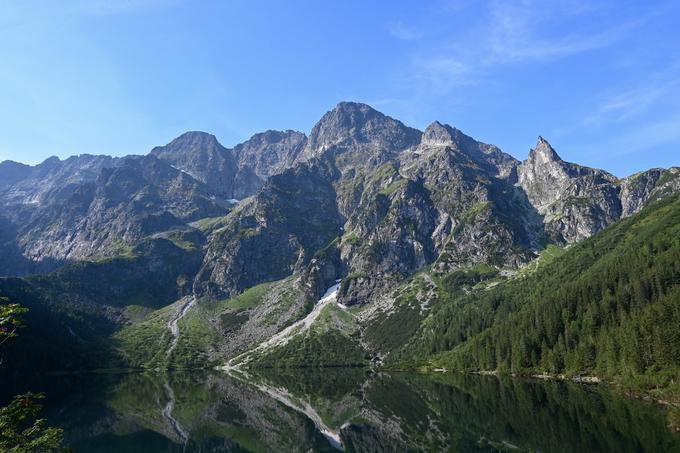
{"left": 395, "top": 1, "right": 643, "bottom": 94}
{"left": 614, "top": 114, "right": 680, "bottom": 156}
{"left": 549, "top": 58, "right": 680, "bottom": 173}
{"left": 581, "top": 112, "right": 680, "bottom": 166}
{"left": 410, "top": 56, "right": 474, "bottom": 91}
{"left": 485, "top": 0, "right": 617, "bottom": 63}
{"left": 386, "top": 21, "right": 421, "bottom": 41}
{"left": 584, "top": 79, "right": 680, "bottom": 126}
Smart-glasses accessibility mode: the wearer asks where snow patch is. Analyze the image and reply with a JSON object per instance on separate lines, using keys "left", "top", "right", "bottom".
{"left": 170, "top": 164, "right": 190, "bottom": 175}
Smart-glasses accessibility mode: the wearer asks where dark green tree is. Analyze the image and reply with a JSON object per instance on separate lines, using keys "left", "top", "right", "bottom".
{"left": 0, "top": 296, "right": 69, "bottom": 452}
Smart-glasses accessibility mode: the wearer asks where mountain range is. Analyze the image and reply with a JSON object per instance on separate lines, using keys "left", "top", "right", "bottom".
{"left": 1, "top": 102, "right": 679, "bottom": 394}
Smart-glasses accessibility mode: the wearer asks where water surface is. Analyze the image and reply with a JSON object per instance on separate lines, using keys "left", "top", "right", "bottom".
{"left": 2, "top": 369, "right": 679, "bottom": 452}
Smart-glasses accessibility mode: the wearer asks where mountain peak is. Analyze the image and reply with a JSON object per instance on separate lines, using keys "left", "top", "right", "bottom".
{"left": 420, "top": 121, "right": 519, "bottom": 177}
{"left": 333, "top": 101, "right": 377, "bottom": 113}
{"left": 300, "top": 101, "right": 421, "bottom": 160}
{"left": 150, "top": 131, "right": 226, "bottom": 160}
{"left": 316, "top": 101, "right": 384, "bottom": 130}
{"left": 37, "top": 156, "right": 62, "bottom": 171}
{"left": 241, "top": 129, "right": 306, "bottom": 146}
{"left": 528, "top": 136, "right": 562, "bottom": 164}
{"left": 166, "top": 131, "right": 220, "bottom": 149}
{"left": 422, "top": 121, "right": 458, "bottom": 145}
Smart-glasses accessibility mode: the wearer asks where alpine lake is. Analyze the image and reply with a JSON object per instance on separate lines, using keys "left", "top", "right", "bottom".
{"left": 2, "top": 369, "right": 680, "bottom": 452}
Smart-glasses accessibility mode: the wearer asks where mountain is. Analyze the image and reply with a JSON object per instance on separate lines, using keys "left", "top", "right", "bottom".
{"left": 194, "top": 160, "right": 343, "bottom": 300}
{"left": 150, "top": 129, "right": 307, "bottom": 199}
{"left": 0, "top": 129, "right": 309, "bottom": 275}
{"left": 0, "top": 154, "right": 226, "bottom": 273}
{"left": 297, "top": 101, "right": 421, "bottom": 163}
{"left": 410, "top": 194, "right": 680, "bottom": 391}
{"left": 0, "top": 101, "right": 679, "bottom": 396}
{"left": 150, "top": 131, "right": 237, "bottom": 197}
{"left": 0, "top": 160, "right": 32, "bottom": 190}
{"left": 517, "top": 137, "right": 680, "bottom": 243}
{"left": 232, "top": 129, "right": 307, "bottom": 199}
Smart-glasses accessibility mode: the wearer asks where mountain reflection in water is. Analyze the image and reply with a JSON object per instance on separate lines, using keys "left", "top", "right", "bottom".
{"left": 2, "top": 369, "right": 679, "bottom": 452}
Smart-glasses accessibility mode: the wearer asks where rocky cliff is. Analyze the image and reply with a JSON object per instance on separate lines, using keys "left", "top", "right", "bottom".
{"left": 0, "top": 101, "right": 678, "bottom": 372}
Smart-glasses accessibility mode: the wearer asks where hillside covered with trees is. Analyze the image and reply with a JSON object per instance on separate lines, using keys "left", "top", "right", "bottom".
{"left": 394, "top": 195, "right": 680, "bottom": 396}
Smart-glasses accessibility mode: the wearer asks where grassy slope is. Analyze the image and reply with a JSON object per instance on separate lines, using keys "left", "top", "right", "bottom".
{"left": 248, "top": 303, "right": 369, "bottom": 369}
{"left": 114, "top": 303, "right": 176, "bottom": 369}
{"left": 170, "top": 282, "right": 279, "bottom": 368}
{"left": 115, "top": 281, "right": 278, "bottom": 369}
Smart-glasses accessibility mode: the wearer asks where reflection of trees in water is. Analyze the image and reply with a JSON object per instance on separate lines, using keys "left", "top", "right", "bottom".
{"left": 39, "top": 370, "right": 680, "bottom": 452}
{"left": 363, "top": 373, "right": 680, "bottom": 452}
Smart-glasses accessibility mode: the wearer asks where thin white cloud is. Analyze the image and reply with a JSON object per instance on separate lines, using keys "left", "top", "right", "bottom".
{"left": 399, "top": 1, "right": 642, "bottom": 95}
{"left": 485, "top": 0, "right": 643, "bottom": 64}
{"left": 487, "top": 25, "right": 621, "bottom": 64}
{"left": 559, "top": 66, "right": 680, "bottom": 171}
{"left": 596, "top": 113, "right": 680, "bottom": 159}
{"left": 577, "top": 58, "right": 680, "bottom": 130}
{"left": 411, "top": 56, "right": 473, "bottom": 89}
{"left": 386, "top": 21, "right": 421, "bottom": 41}
{"left": 584, "top": 80, "right": 680, "bottom": 126}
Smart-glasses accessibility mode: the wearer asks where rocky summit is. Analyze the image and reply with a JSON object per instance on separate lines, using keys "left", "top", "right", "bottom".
{"left": 0, "top": 101, "right": 679, "bottom": 376}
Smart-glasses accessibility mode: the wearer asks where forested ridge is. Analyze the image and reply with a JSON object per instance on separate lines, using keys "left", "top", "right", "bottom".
{"left": 399, "top": 195, "right": 680, "bottom": 394}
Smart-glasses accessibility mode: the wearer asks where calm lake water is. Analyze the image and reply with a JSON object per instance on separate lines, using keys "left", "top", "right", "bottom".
{"left": 2, "top": 369, "right": 680, "bottom": 452}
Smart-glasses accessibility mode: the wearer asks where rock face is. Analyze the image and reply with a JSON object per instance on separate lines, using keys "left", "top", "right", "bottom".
{"left": 150, "top": 129, "right": 307, "bottom": 200}
{"left": 620, "top": 167, "right": 680, "bottom": 216}
{"left": 1, "top": 102, "right": 677, "bottom": 289}
{"left": 32, "top": 235, "right": 205, "bottom": 310}
{"left": 0, "top": 129, "right": 309, "bottom": 273}
{"left": 194, "top": 161, "right": 343, "bottom": 299}
{"left": 150, "top": 131, "right": 237, "bottom": 197}
{"left": 0, "top": 154, "right": 117, "bottom": 207}
{"left": 2, "top": 155, "right": 226, "bottom": 267}
{"left": 0, "top": 154, "right": 119, "bottom": 272}
{"left": 0, "top": 160, "right": 32, "bottom": 191}
{"left": 421, "top": 121, "right": 518, "bottom": 178}
{"left": 232, "top": 130, "right": 307, "bottom": 199}
{"left": 0, "top": 101, "right": 679, "bottom": 373}
{"left": 298, "top": 101, "right": 421, "bottom": 164}
{"left": 516, "top": 137, "right": 680, "bottom": 243}
{"left": 335, "top": 120, "right": 534, "bottom": 305}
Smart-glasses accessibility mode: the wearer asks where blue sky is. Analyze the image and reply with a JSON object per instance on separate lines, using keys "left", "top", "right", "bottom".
{"left": 1, "top": 0, "right": 679, "bottom": 176}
